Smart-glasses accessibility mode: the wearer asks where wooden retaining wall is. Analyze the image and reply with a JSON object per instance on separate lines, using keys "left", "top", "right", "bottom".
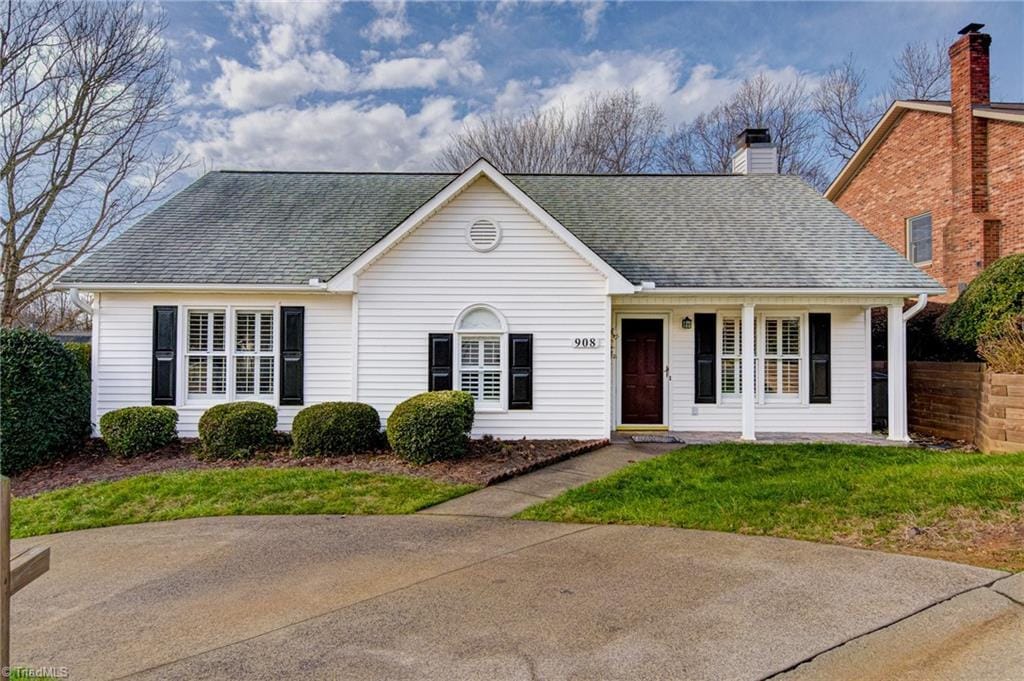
{"left": 907, "top": 362, "right": 1024, "bottom": 452}
{"left": 978, "top": 372, "right": 1024, "bottom": 454}
{"left": 907, "top": 362, "right": 984, "bottom": 442}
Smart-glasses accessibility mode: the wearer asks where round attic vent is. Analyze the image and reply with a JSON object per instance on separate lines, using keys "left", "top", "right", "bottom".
{"left": 467, "top": 218, "right": 501, "bottom": 252}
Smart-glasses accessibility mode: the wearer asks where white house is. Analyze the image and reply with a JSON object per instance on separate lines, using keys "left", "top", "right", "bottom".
{"left": 60, "top": 130, "right": 943, "bottom": 443}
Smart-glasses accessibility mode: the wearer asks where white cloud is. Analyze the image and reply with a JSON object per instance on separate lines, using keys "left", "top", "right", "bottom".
{"left": 184, "top": 97, "right": 465, "bottom": 171}
{"left": 535, "top": 51, "right": 817, "bottom": 125}
{"left": 359, "top": 35, "right": 484, "bottom": 90}
{"left": 229, "top": 0, "right": 339, "bottom": 62}
{"left": 209, "top": 52, "right": 351, "bottom": 110}
{"left": 576, "top": 0, "right": 605, "bottom": 41}
{"left": 362, "top": 1, "right": 413, "bottom": 43}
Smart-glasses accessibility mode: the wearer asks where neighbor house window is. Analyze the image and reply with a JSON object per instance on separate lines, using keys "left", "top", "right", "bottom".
{"left": 455, "top": 305, "right": 505, "bottom": 408}
{"left": 185, "top": 308, "right": 275, "bottom": 401}
{"left": 762, "top": 317, "right": 800, "bottom": 397}
{"left": 907, "top": 213, "right": 932, "bottom": 264}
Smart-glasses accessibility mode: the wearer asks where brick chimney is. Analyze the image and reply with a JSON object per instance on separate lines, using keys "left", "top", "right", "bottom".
{"left": 731, "top": 128, "right": 778, "bottom": 175}
{"left": 944, "top": 23, "right": 1000, "bottom": 295}
{"left": 949, "top": 22, "right": 991, "bottom": 213}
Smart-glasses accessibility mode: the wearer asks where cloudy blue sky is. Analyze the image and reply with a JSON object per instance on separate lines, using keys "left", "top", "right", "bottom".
{"left": 163, "top": 1, "right": 1023, "bottom": 177}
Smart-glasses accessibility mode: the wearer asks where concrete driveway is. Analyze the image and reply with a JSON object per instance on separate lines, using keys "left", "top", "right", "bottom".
{"left": 10, "top": 515, "right": 1017, "bottom": 680}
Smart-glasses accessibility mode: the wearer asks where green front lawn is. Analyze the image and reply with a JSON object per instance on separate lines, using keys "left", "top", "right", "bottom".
{"left": 12, "top": 468, "right": 476, "bottom": 538}
{"left": 517, "top": 443, "right": 1024, "bottom": 570}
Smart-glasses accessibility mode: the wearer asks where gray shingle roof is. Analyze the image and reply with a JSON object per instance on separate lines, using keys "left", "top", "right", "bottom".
{"left": 61, "top": 170, "right": 941, "bottom": 291}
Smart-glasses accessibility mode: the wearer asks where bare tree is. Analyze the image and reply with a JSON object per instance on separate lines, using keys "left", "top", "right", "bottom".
{"left": 889, "top": 40, "right": 950, "bottom": 101}
{"left": 1, "top": 0, "right": 187, "bottom": 328}
{"left": 814, "top": 55, "right": 878, "bottom": 162}
{"left": 662, "top": 72, "right": 827, "bottom": 188}
{"left": 814, "top": 39, "right": 952, "bottom": 165}
{"left": 576, "top": 90, "right": 664, "bottom": 173}
{"left": 437, "top": 89, "right": 664, "bottom": 173}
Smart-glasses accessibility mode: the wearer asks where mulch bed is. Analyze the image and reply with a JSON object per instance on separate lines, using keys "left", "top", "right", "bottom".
{"left": 10, "top": 437, "right": 609, "bottom": 497}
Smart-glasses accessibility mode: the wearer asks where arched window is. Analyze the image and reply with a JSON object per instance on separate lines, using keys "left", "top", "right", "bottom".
{"left": 455, "top": 305, "right": 506, "bottom": 408}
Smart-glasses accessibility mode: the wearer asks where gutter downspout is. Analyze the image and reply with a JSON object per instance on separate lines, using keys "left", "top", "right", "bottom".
{"left": 903, "top": 293, "right": 928, "bottom": 321}
{"left": 69, "top": 288, "right": 93, "bottom": 315}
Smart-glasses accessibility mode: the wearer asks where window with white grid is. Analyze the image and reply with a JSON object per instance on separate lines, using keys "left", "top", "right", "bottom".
{"left": 763, "top": 317, "right": 801, "bottom": 397}
{"left": 720, "top": 317, "right": 742, "bottom": 396}
{"left": 187, "top": 311, "right": 227, "bottom": 397}
{"left": 235, "top": 310, "right": 275, "bottom": 397}
{"left": 459, "top": 336, "right": 501, "bottom": 403}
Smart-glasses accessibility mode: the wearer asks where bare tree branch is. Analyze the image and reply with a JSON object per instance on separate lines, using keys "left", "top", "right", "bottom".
{"left": 814, "top": 55, "right": 878, "bottom": 162}
{"left": 436, "top": 88, "right": 664, "bottom": 174}
{"left": 0, "top": 0, "right": 188, "bottom": 329}
{"left": 661, "top": 72, "right": 828, "bottom": 189}
{"left": 889, "top": 40, "right": 951, "bottom": 101}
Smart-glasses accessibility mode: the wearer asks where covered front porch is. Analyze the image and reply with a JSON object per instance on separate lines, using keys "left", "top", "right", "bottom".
{"left": 610, "top": 293, "right": 920, "bottom": 442}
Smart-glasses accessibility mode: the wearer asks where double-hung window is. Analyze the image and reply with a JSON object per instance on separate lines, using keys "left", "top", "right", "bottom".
{"left": 187, "top": 311, "right": 227, "bottom": 397}
{"left": 720, "top": 317, "right": 742, "bottom": 396}
{"left": 185, "top": 307, "right": 275, "bottom": 402}
{"left": 907, "top": 213, "right": 932, "bottom": 264}
{"left": 720, "top": 314, "right": 803, "bottom": 401}
{"left": 762, "top": 317, "right": 800, "bottom": 398}
{"left": 235, "top": 310, "right": 275, "bottom": 397}
{"left": 455, "top": 306, "right": 505, "bottom": 409}
{"left": 460, "top": 336, "right": 501, "bottom": 403}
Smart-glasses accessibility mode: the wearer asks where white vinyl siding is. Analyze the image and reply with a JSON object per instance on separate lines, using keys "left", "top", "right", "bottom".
{"left": 92, "top": 292, "right": 352, "bottom": 436}
{"left": 357, "top": 176, "right": 609, "bottom": 439}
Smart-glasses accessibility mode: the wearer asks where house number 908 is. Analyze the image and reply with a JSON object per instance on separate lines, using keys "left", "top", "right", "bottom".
{"left": 573, "top": 337, "right": 599, "bottom": 348}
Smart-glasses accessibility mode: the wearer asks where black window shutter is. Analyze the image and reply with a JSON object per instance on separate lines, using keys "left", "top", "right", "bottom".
{"left": 694, "top": 313, "right": 716, "bottom": 404}
{"left": 428, "top": 333, "right": 453, "bottom": 391}
{"left": 509, "top": 333, "right": 533, "bottom": 410}
{"left": 152, "top": 306, "right": 177, "bottom": 405}
{"left": 809, "top": 313, "right": 831, "bottom": 404}
{"left": 280, "top": 307, "right": 305, "bottom": 406}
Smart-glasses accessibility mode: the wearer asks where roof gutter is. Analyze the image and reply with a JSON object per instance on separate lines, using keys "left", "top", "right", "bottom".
{"left": 69, "top": 288, "right": 93, "bottom": 315}
{"left": 903, "top": 293, "right": 929, "bottom": 321}
{"left": 626, "top": 287, "right": 946, "bottom": 296}
{"left": 56, "top": 282, "right": 333, "bottom": 293}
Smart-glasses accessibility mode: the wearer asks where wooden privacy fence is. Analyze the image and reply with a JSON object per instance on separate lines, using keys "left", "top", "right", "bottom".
{"left": 1, "top": 475, "right": 51, "bottom": 673}
{"left": 907, "top": 362, "right": 1024, "bottom": 452}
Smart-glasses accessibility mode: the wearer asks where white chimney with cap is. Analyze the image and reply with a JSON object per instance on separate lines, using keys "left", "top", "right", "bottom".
{"left": 731, "top": 128, "right": 778, "bottom": 174}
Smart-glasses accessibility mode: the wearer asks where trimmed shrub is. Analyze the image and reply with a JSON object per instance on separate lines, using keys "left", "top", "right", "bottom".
{"left": 99, "top": 406, "right": 178, "bottom": 458}
{"left": 941, "top": 254, "right": 1024, "bottom": 347}
{"left": 0, "top": 328, "right": 91, "bottom": 475}
{"left": 65, "top": 342, "right": 91, "bottom": 378}
{"left": 292, "top": 402, "right": 382, "bottom": 457}
{"left": 198, "top": 402, "right": 277, "bottom": 459}
{"left": 387, "top": 391, "right": 474, "bottom": 465}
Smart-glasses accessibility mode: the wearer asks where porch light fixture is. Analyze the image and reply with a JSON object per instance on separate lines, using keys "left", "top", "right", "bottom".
{"left": 681, "top": 316, "right": 693, "bottom": 330}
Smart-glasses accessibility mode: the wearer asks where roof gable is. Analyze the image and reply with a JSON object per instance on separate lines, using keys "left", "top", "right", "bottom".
{"left": 328, "top": 159, "right": 635, "bottom": 294}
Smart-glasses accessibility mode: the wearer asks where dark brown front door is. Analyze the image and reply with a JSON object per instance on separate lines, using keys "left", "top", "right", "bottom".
{"left": 621, "top": 318, "right": 664, "bottom": 424}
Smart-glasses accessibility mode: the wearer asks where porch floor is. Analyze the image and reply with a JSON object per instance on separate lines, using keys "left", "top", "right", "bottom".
{"left": 611, "top": 431, "right": 899, "bottom": 447}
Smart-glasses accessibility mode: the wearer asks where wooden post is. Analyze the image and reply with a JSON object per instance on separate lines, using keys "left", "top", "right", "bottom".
{"left": 2, "top": 475, "right": 10, "bottom": 673}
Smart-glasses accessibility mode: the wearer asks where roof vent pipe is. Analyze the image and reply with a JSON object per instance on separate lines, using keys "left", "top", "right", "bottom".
{"left": 731, "top": 128, "right": 778, "bottom": 175}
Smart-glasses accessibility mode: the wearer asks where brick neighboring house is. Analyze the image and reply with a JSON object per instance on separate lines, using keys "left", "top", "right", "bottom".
{"left": 826, "top": 23, "right": 1024, "bottom": 303}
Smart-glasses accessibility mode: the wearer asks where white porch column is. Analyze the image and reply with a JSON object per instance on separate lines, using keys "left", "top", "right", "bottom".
{"left": 887, "top": 303, "right": 909, "bottom": 442}
{"left": 741, "top": 303, "right": 756, "bottom": 441}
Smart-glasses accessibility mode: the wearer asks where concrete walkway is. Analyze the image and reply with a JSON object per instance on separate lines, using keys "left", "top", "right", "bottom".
{"left": 10, "top": 515, "right": 1014, "bottom": 680}
{"left": 420, "top": 442, "right": 675, "bottom": 518}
